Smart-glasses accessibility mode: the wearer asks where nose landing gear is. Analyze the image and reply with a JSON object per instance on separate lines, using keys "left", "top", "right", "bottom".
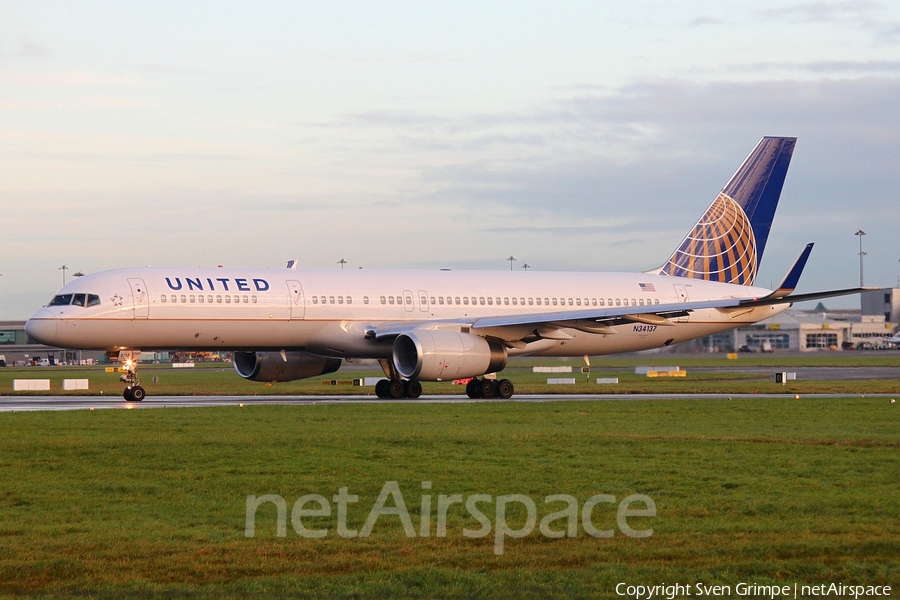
{"left": 110, "top": 350, "right": 146, "bottom": 401}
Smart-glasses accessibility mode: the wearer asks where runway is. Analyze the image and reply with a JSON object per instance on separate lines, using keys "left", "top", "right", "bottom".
{"left": 1, "top": 393, "right": 896, "bottom": 412}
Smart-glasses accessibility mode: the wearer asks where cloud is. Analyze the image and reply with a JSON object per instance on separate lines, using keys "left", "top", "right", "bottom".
{"left": 17, "top": 40, "right": 50, "bottom": 58}
{"left": 757, "top": 1, "right": 900, "bottom": 41}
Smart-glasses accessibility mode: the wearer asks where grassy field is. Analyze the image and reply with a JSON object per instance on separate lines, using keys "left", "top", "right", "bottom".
{"left": 1, "top": 352, "right": 899, "bottom": 397}
{"left": 0, "top": 396, "right": 898, "bottom": 598}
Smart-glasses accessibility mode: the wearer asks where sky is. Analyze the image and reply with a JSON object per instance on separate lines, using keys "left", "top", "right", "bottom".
{"left": 2, "top": 1, "right": 899, "bottom": 319}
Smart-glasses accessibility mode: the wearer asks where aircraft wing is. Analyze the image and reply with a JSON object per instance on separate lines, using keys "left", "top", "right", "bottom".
{"left": 369, "top": 287, "right": 869, "bottom": 346}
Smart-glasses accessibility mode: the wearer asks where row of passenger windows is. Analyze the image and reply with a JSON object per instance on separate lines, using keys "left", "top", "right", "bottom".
{"left": 161, "top": 294, "right": 257, "bottom": 304}
{"left": 312, "top": 295, "right": 661, "bottom": 308}
{"left": 161, "top": 292, "right": 661, "bottom": 308}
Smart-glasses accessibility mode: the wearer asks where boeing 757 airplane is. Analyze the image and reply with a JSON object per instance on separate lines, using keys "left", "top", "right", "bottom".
{"left": 26, "top": 137, "right": 866, "bottom": 400}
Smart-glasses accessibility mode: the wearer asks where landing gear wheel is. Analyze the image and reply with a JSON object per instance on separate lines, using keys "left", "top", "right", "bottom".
{"left": 466, "top": 378, "right": 481, "bottom": 399}
{"left": 123, "top": 387, "right": 134, "bottom": 401}
{"left": 497, "top": 379, "right": 514, "bottom": 399}
{"left": 375, "top": 379, "right": 389, "bottom": 398}
{"left": 479, "top": 379, "right": 496, "bottom": 398}
{"left": 130, "top": 386, "right": 146, "bottom": 401}
{"left": 405, "top": 380, "right": 422, "bottom": 399}
{"left": 387, "top": 379, "right": 406, "bottom": 399}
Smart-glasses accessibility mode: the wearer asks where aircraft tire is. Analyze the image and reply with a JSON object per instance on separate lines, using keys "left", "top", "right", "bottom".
{"left": 123, "top": 387, "right": 134, "bottom": 401}
{"left": 479, "top": 379, "right": 496, "bottom": 399}
{"left": 497, "top": 379, "right": 514, "bottom": 399}
{"left": 466, "top": 379, "right": 481, "bottom": 399}
{"left": 405, "top": 380, "right": 422, "bottom": 399}
{"left": 131, "top": 386, "right": 146, "bottom": 401}
{"left": 387, "top": 379, "right": 405, "bottom": 399}
{"left": 375, "top": 379, "right": 389, "bottom": 398}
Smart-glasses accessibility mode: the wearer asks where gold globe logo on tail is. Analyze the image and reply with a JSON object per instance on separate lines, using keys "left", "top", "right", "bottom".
{"left": 660, "top": 194, "right": 757, "bottom": 285}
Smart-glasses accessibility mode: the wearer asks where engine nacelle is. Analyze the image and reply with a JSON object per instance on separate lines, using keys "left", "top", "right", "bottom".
{"left": 393, "top": 331, "right": 507, "bottom": 381}
{"left": 233, "top": 351, "right": 341, "bottom": 382}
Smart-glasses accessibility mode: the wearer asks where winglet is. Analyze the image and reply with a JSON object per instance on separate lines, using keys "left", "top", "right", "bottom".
{"left": 770, "top": 243, "right": 814, "bottom": 299}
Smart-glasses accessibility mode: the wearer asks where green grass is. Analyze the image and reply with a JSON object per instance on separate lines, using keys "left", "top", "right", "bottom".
{"left": 1, "top": 397, "right": 898, "bottom": 598}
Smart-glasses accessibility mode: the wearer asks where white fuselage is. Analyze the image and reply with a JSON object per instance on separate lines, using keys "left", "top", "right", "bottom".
{"left": 26, "top": 266, "right": 787, "bottom": 357}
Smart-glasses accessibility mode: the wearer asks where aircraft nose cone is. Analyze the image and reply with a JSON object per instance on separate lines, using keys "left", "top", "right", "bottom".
{"left": 25, "top": 310, "right": 58, "bottom": 345}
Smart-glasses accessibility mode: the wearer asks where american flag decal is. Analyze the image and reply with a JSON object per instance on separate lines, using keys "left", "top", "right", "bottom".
{"left": 639, "top": 283, "right": 656, "bottom": 292}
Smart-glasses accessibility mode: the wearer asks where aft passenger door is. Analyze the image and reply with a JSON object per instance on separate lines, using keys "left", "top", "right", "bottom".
{"left": 287, "top": 280, "right": 305, "bottom": 319}
{"left": 128, "top": 278, "right": 149, "bottom": 319}
{"left": 417, "top": 290, "right": 429, "bottom": 312}
{"left": 673, "top": 284, "right": 689, "bottom": 323}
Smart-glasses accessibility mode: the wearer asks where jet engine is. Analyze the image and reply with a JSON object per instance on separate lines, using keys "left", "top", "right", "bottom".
{"left": 392, "top": 331, "right": 507, "bottom": 381}
{"left": 233, "top": 351, "right": 341, "bottom": 382}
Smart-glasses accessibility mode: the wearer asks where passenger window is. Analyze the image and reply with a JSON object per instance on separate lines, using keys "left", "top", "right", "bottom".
{"left": 438, "top": 297, "right": 444, "bottom": 305}
{"left": 199, "top": 295, "right": 205, "bottom": 304}
{"left": 512, "top": 298, "right": 517, "bottom": 305}
{"left": 338, "top": 297, "right": 343, "bottom": 304}
{"left": 251, "top": 296, "right": 257, "bottom": 304}
{"left": 430, "top": 297, "right": 436, "bottom": 304}
{"left": 504, "top": 298, "right": 509, "bottom": 305}
{"left": 363, "top": 296, "right": 369, "bottom": 304}
{"left": 576, "top": 298, "right": 582, "bottom": 306}
{"left": 639, "top": 299, "right": 644, "bottom": 306}
{"left": 161, "top": 295, "right": 167, "bottom": 303}
{"left": 463, "top": 297, "right": 469, "bottom": 305}
{"left": 519, "top": 298, "right": 525, "bottom": 305}
{"left": 455, "top": 297, "right": 460, "bottom": 305}
{"left": 487, "top": 297, "right": 493, "bottom": 305}
{"left": 179, "top": 295, "right": 186, "bottom": 303}
{"left": 479, "top": 297, "right": 485, "bottom": 305}
{"left": 615, "top": 299, "right": 621, "bottom": 306}
{"left": 380, "top": 296, "right": 386, "bottom": 305}
{"left": 243, "top": 296, "right": 248, "bottom": 303}
{"left": 313, "top": 297, "right": 318, "bottom": 304}
{"left": 544, "top": 298, "right": 549, "bottom": 305}
{"left": 329, "top": 296, "right": 335, "bottom": 304}
{"left": 599, "top": 299, "right": 605, "bottom": 306}
{"left": 552, "top": 298, "right": 558, "bottom": 306}
{"left": 207, "top": 295, "right": 213, "bottom": 303}
{"left": 528, "top": 298, "right": 533, "bottom": 305}
{"left": 608, "top": 298, "right": 613, "bottom": 306}
{"left": 405, "top": 295, "right": 412, "bottom": 305}
{"left": 567, "top": 298, "right": 573, "bottom": 306}
{"left": 216, "top": 295, "right": 222, "bottom": 303}
{"left": 592, "top": 299, "right": 597, "bottom": 306}
{"left": 632, "top": 299, "right": 637, "bottom": 306}
{"left": 189, "top": 295, "right": 195, "bottom": 303}
{"left": 536, "top": 298, "right": 541, "bottom": 306}
{"left": 347, "top": 297, "right": 352, "bottom": 304}
{"left": 224, "top": 296, "right": 231, "bottom": 304}
{"left": 389, "top": 297, "right": 394, "bottom": 305}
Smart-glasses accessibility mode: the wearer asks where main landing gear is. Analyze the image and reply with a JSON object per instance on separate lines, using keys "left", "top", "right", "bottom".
{"left": 374, "top": 378, "right": 422, "bottom": 399}
{"left": 466, "top": 378, "right": 515, "bottom": 399}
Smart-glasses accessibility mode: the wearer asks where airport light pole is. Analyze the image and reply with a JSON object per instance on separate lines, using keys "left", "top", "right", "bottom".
{"left": 854, "top": 230, "right": 866, "bottom": 287}
{"left": 58, "top": 264, "right": 68, "bottom": 286}
{"left": 522, "top": 263, "right": 531, "bottom": 271}
{"left": 337, "top": 258, "right": 347, "bottom": 269}
{"left": 506, "top": 255, "right": 516, "bottom": 271}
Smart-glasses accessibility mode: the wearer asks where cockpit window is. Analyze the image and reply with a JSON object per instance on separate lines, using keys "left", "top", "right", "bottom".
{"left": 48, "top": 293, "right": 101, "bottom": 307}
{"left": 49, "top": 294, "right": 73, "bottom": 306}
